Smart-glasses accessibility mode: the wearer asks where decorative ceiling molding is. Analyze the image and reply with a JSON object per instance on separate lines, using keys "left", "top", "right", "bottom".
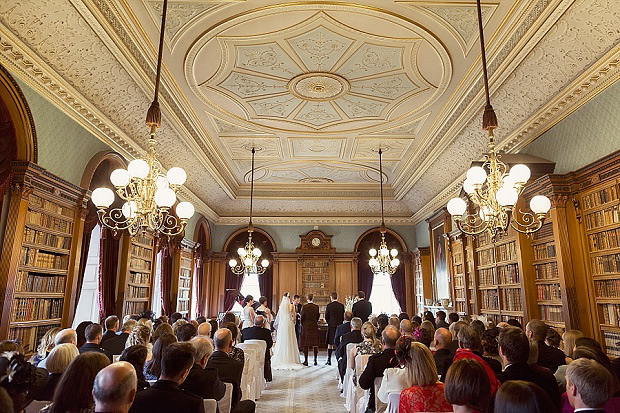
{"left": 217, "top": 215, "right": 415, "bottom": 226}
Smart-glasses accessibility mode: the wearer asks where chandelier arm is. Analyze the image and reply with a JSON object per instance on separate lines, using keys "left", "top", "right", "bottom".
{"left": 509, "top": 208, "right": 545, "bottom": 235}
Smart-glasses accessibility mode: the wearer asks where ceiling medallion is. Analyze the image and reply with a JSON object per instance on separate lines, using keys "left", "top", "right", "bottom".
{"left": 288, "top": 72, "right": 349, "bottom": 101}
{"left": 299, "top": 177, "right": 335, "bottom": 183}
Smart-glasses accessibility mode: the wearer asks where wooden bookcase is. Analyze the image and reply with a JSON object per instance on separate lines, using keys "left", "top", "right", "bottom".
{"left": 0, "top": 162, "right": 87, "bottom": 353}
{"left": 465, "top": 236, "right": 479, "bottom": 316}
{"left": 172, "top": 239, "right": 197, "bottom": 317}
{"left": 414, "top": 247, "right": 432, "bottom": 316}
{"left": 117, "top": 232, "right": 156, "bottom": 316}
{"left": 447, "top": 230, "right": 470, "bottom": 315}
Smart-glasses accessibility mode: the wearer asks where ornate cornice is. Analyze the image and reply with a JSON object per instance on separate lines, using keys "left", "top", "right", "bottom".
{"left": 216, "top": 215, "right": 414, "bottom": 226}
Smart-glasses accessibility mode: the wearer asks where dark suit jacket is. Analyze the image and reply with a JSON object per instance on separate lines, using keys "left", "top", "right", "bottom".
{"left": 334, "top": 322, "right": 351, "bottom": 347}
{"left": 498, "top": 362, "right": 561, "bottom": 409}
{"left": 436, "top": 320, "right": 450, "bottom": 329}
{"left": 433, "top": 348, "right": 453, "bottom": 377}
{"left": 241, "top": 326, "right": 273, "bottom": 360}
{"left": 101, "top": 332, "right": 129, "bottom": 357}
{"left": 79, "top": 342, "right": 107, "bottom": 355}
{"left": 294, "top": 303, "right": 302, "bottom": 328}
{"left": 129, "top": 379, "right": 205, "bottom": 413}
{"left": 336, "top": 330, "right": 363, "bottom": 360}
{"left": 179, "top": 363, "right": 226, "bottom": 401}
{"left": 535, "top": 340, "right": 566, "bottom": 373}
{"left": 100, "top": 330, "right": 117, "bottom": 345}
{"left": 325, "top": 301, "right": 345, "bottom": 328}
{"left": 206, "top": 350, "right": 244, "bottom": 408}
{"left": 300, "top": 302, "right": 320, "bottom": 328}
{"left": 359, "top": 348, "right": 399, "bottom": 410}
{"left": 352, "top": 300, "right": 372, "bottom": 322}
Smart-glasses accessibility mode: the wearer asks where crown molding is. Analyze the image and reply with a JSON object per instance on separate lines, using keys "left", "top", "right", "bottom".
{"left": 216, "top": 215, "right": 415, "bottom": 226}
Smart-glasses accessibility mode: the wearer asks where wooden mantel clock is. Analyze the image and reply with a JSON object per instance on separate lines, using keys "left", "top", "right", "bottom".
{"left": 297, "top": 230, "right": 336, "bottom": 253}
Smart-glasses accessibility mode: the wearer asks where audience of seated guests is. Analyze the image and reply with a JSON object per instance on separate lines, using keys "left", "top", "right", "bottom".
{"left": 334, "top": 311, "right": 353, "bottom": 347}
{"left": 102, "top": 316, "right": 119, "bottom": 344}
{"left": 144, "top": 332, "right": 177, "bottom": 381}
{"left": 36, "top": 343, "right": 79, "bottom": 400}
{"left": 129, "top": 342, "right": 204, "bottom": 413}
{"left": 436, "top": 311, "right": 449, "bottom": 329}
{"left": 241, "top": 315, "right": 274, "bottom": 381}
{"left": 450, "top": 321, "right": 468, "bottom": 353}
{"left": 120, "top": 345, "right": 150, "bottom": 390}
{"left": 494, "top": 380, "right": 555, "bottom": 413}
{"left": 398, "top": 312, "right": 410, "bottom": 322}
{"left": 207, "top": 329, "right": 256, "bottom": 413}
{"left": 359, "top": 325, "right": 400, "bottom": 411}
{"left": 93, "top": 362, "right": 137, "bottom": 413}
{"left": 574, "top": 336, "right": 602, "bottom": 351}
{"left": 222, "top": 321, "right": 245, "bottom": 367}
{"left": 399, "top": 341, "right": 452, "bottom": 412}
{"left": 400, "top": 319, "right": 414, "bottom": 337}
{"left": 526, "top": 319, "right": 566, "bottom": 373}
{"left": 448, "top": 312, "right": 459, "bottom": 325}
{"left": 30, "top": 327, "right": 60, "bottom": 366}
{"left": 41, "top": 352, "right": 110, "bottom": 412}
{"left": 79, "top": 323, "right": 107, "bottom": 355}
{"left": 152, "top": 322, "right": 174, "bottom": 342}
{"left": 180, "top": 337, "right": 226, "bottom": 401}
{"left": 433, "top": 328, "right": 454, "bottom": 378}
{"left": 444, "top": 358, "right": 492, "bottom": 413}
{"left": 103, "top": 319, "right": 136, "bottom": 358}
{"left": 506, "top": 318, "right": 523, "bottom": 329}
{"left": 197, "top": 322, "right": 212, "bottom": 338}
{"left": 497, "top": 326, "right": 561, "bottom": 409}
{"left": 38, "top": 328, "right": 77, "bottom": 369}
{"left": 75, "top": 321, "right": 93, "bottom": 348}
{"left": 565, "top": 358, "right": 614, "bottom": 412}
{"left": 0, "top": 352, "right": 48, "bottom": 412}
{"left": 176, "top": 323, "right": 197, "bottom": 342}
{"left": 336, "top": 317, "right": 363, "bottom": 380}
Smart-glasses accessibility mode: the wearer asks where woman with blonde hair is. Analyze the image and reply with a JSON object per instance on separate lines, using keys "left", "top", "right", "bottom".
{"left": 31, "top": 327, "right": 61, "bottom": 365}
{"left": 562, "top": 329, "right": 583, "bottom": 362}
{"left": 348, "top": 322, "right": 381, "bottom": 369}
{"left": 126, "top": 324, "right": 152, "bottom": 361}
{"left": 36, "top": 343, "right": 79, "bottom": 400}
{"left": 399, "top": 342, "right": 452, "bottom": 412}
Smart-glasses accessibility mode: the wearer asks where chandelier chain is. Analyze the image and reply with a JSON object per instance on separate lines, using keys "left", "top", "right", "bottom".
{"left": 379, "top": 148, "right": 385, "bottom": 229}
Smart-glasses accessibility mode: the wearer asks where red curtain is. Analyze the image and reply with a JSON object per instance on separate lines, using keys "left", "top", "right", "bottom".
{"left": 390, "top": 265, "right": 407, "bottom": 313}
{"left": 159, "top": 241, "right": 175, "bottom": 316}
{"left": 98, "top": 228, "right": 120, "bottom": 320}
{"left": 0, "top": 100, "right": 16, "bottom": 199}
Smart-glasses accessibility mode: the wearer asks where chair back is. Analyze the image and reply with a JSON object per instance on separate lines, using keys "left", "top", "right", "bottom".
{"left": 236, "top": 344, "right": 257, "bottom": 400}
{"left": 387, "top": 392, "right": 400, "bottom": 413}
{"left": 355, "top": 354, "right": 370, "bottom": 379}
{"left": 218, "top": 382, "right": 234, "bottom": 413}
{"left": 24, "top": 400, "right": 50, "bottom": 413}
{"left": 203, "top": 398, "right": 217, "bottom": 413}
{"left": 374, "top": 377, "right": 387, "bottom": 413}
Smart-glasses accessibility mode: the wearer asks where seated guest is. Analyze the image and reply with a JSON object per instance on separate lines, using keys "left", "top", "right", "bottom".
{"left": 494, "top": 380, "right": 555, "bottom": 413}
{"left": 470, "top": 320, "right": 486, "bottom": 339}
{"left": 79, "top": 323, "right": 107, "bottom": 354}
{"left": 448, "top": 312, "right": 459, "bottom": 326}
{"left": 574, "top": 336, "right": 602, "bottom": 351}
{"left": 222, "top": 321, "right": 245, "bottom": 367}
{"left": 152, "top": 322, "right": 173, "bottom": 342}
{"left": 389, "top": 316, "right": 401, "bottom": 329}
{"left": 126, "top": 324, "right": 151, "bottom": 349}
{"left": 399, "top": 341, "right": 452, "bottom": 412}
{"left": 497, "top": 327, "right": 561, "bottom": 409}
{"left": 378, "top": 335, "right": 412, "bottom": 404}
{"left": 93, "top": 362, "right": 137, "bottom": 413}
{"left": 176, "top": 323, "right": 197, "bottom": 342}
{"left": 432, "top": 328, "right": 453, "bottom": 378}
{"left": 172, "top": 319, "right": 189, "bottom": 336}
{"left": 444, "top": 358, "right": 492, "bottom": 413}
{"left": 336, "top": 317, "right": 363, "bottom": 380}
{"left": 209, "top": 319, "right": 218, "bottom": 339}
{"left": 0, "top": 353, "right": 48, "bottom": 412}
{"left": 546, "top": 327, "right": 561, "bottom": 350}
{"left": 377, "top": 314, "right": 390, "bottom": 337}
{"left": 41, "top": 352, "right": 110, "bottom": 413}
{"left": 38, "top": 328, "right": 77, "bottom": 369}
{"left": 436, "top": 310, "right": 449, "bottom": 329}
{"left": 36, "top": 343, "right": 79, "bottom": 400}
{"left": 422, "top": 311, "right": 436, "bottom": 328}
{"left": 418, "top": 321, "right": 435, "bottom": 348}
{"left": 506, "top": 318, "right": 523, "bottom": 329}
{"left": 568, "top": 347, "right": 619, "bottom": 395}
{"left": 481, "top": 327, "right": 502, "bottom": 364}
{"left": 169, "top": 312, "right": 183, "bottom": 325}
{"left": 566, "top": 358, "right": 614, "bottom": 412}
{"left": 75, "top": 321, "right": 93, "bottom": 348}
{"left": 196, "top": 316, "right": 207, "bottom": 325}
{"left": 180, "top": 337, "right": 226, "bottom": 401}
{"left": 450, "top": 321, "right": 468, "bottom": 353}
{"left": 334, "top": 311, "right": 353, "bottom": 347}
{"left": 103, "top": 320, "right": 136, "bottom": 359}
{"left": 400, "top": 319, "right": 414, "bottom": 337}
{"left": 120, "top": 345, "right": 150, "bottom": 390}
{"left": 30, "top": 327, "right": 61, "bottom": 366}
{"left": 207, "top": 329, "right": 256, "bottom": 413}
{"left": 398, "top": 312, "right": 410, "bottom": 322}
{"left": 129, "top": 342, "right": 204, "bottom": 413}
{"left": 197, "top": 322, "right": 212, "bottom": 338}
{"left": 562, "top": 330, "right": 583, "bottom": 364}
{"left": 241, "top": 315, "right": 273, "bottom": 381}
{"left": 144, "top": 332, "right": 177, "bottom": 381}
{"left": 457, "top": 325, "right": 502, "bottom": 375}
{"left": 352, "top": 322, "right": 382, "bottom": 360}
{"left": 526, "top": 319, "right": 565, "bottom": 373}
{"left": 101, "top": 316, "right": 119, "bottom": 344}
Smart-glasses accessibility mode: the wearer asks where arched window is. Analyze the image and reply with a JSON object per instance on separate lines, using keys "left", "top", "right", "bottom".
{"left": 368, "top": 271, "right": 402, "bottom": 315}
{"left": 232, "top": 270, "right": 262, "bottom": 314}
{"left": 72, "top": 225, "right": 101, "bottom": 326}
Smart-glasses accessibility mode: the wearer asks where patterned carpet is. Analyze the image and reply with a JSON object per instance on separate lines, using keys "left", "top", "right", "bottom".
{"left": 256, "top": 352, "right": 346, "bottom": 412}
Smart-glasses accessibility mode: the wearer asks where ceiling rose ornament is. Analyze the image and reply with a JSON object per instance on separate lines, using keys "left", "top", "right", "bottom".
{"left": 288, "top": 72, "right": 349, "bottom": 101}
{"left": 446, "top": 0, "right": 550, "bottom": 238}
{"left": 91, "top": 0, "right": 194, "bottom": 237}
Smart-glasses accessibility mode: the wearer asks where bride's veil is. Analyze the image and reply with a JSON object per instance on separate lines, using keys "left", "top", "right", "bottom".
{"left": 274, "top": 294, "right": 290, "bottom": 328}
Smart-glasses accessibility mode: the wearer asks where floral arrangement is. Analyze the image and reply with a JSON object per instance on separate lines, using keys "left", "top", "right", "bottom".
{"left": 344, "top": 295, "right": 357, "bottom": 312}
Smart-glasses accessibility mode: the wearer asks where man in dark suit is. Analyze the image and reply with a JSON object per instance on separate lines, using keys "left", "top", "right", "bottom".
{"left": 79, "top": 324, "right": 107, "bottom": 355}
{"left": 526, "top": 319, "right": 566, "bottom": 373}
{"left": 498, "top": 327, "right": 561, "bottom": 409}
{"left": 351, "top": 291, "right": 372, "bottom": 322}
{"left": 102, "top": 320, "right": 134, "bottom": 359}
{"left": 180, "top": 337, "right": 226, "bottom": 402}
{"left": 359, "top": 325, "right": 400, "bottom": 411}
{"left": 334, "top": 311, "right": 353, "bottom": 348}
{"left": 325, "top": 292, "right": 345, "bottom": 366}
{"left": 435, "top": 310, "right": 450, "bottom": 329}
{"left": 293, "top": 294, "right": 302, "bottom": 340}
{"left": 336, "top": 317, "right": 363, "bottom": 380}
{"left": 300, "top": 293, "right": 320, "bottom": 366}
{"left": 101, "top": 315, "right": 119, "bottom": 345}
{"left": 207, "top": 329, "right": 256, "bottom": 413}
{"left": 566, "top": 358, "right": 613, "bottom": 413}
{"left": 433, "top": 328, "right": 453, "bottom": 378}
{"left": 129, "top": 342, "right": 205, "bottom": 413}
{"left": 241, "top": 315, "right": 273, "bottom": 381}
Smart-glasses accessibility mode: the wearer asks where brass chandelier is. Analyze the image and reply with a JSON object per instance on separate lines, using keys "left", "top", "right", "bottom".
{"left": 229, "top": 147, "right": 269, "bottom": 275}
{"left": 446, "top": 0, "right": 550, "bottom": 237}
{"left": 369, "top": 148, "right": 400, "bottom": 275}
{"left": 91, "top": 0, "right": 194, "bottom": 237}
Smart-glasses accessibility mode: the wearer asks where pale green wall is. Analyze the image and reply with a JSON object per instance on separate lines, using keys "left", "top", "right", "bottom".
{"left": 415, "top": 221, "right": 430, "bottom": 248}
{"left": 16, "top": 78, "right": 111, "bottom": 187}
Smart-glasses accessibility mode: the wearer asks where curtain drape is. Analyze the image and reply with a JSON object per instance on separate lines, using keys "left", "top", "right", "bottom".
{"left": 74, "top": 207, "right": 99, "bottom": 309}
{"left": 160, "top": 242, "right": 175, "bottom": 316}
{"left": 257, "top": 266, "right": 273, "bottom": 309}
{"left": 224, "top": 265, "right": 244, "bottom": 311}
{"left": 390, "top": 266, "right": 407, "bottom": 312}
{"left": 98, "top": 228, "right": 120, "bottom": 320}
{"left": 357, "top": 265, "right": 374, "bottom": 300}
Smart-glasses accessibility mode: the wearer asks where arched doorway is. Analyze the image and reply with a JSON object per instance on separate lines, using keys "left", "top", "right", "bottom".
{"left": 355, "top": 228, "right": 408, "bottom": 315}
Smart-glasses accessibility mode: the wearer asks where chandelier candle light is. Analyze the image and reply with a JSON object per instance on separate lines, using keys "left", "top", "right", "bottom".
{"left": 369, "top": 148, "right": 400, "bottom": 275}
{"left": 229, "top": 147, "right": 269, "bottom": 276}
{"left": 90, "top": 0, "right": 194, "bottom": 237}
{"left": 446, "top": 0, "right": 550, "bottom": 237}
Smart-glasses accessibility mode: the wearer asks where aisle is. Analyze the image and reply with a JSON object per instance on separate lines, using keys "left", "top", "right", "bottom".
{"left": 255, "top": 351, "right": 346, "bottom": 412}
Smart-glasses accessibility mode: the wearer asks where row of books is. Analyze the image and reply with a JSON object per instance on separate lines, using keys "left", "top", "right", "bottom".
{"left": 454, "top": 301, "right": 466, "bottom": 313}
{"left": 128, "top": 272, "right": 151, "bottom": 285}
{"left": 302, "top": 268, "right": 329, "bottom": 275}
{"left": 9, "top": 324, "right": 59, "bottom": 354}
{"left": 599, "top": 303, "right": 620, "bottom": 325}
{"left": 302, "top": 274, "right": 329, "bottom": 283}
{"left": 26, "top": 210, "right": 73, "bottom": 234}
{"left": 476, "top": 232, "right": 492, "bottom": 248}
{"left": 532, "top": 222, "right": 554, "bottom": 240}
{"left": 11, "top": 297, "right": 63, "bottom": 322}
{"left": 585, "top": 205, "right": 620, "bottom": 230}
{"left": 537, "top": 283, "right": 562, "bottom": 301}
{"left": 131, "top": 244, "right": 153, "bottom": 259}
{"left": 303, "top": 261, "right": 329, "bottom": 268}
{"left": 501, "top": 288, "right": 523, "bottom": 311}
{"left": 125, "top": 301, "right": 148, "bottom": 315}
{"left": 177, "top": 300, "right": 189, "bottom": 312}
{"left": 534, "top": 261, "right": 559, "bottom": 280}
{"left": 452, "top": 252, "right": 463, "bottom": 265}
{"left": 581, "top": 185, "right": 618, "bottom": 211}
{"left": 29, "top": 194, "right": 73, "bottom": 217}
{"left": 20, "top": 247, "right": 69, "bottom": 270}
{"left": 594, "top": 279, "right": 620, "bottom": 298}
{"left": 178, "top": 289, "right": 190, "bottom": 299}
{"left": 23, "top": 227, "right": 71, "bottom": 250}
{"left": 539, "top": 304, "right": 564, "bottom": 322}
{"left": 481, "top": 289, "right": 500, "bottom": 310}
{"left": 497, "top": 264, "right": 520, "bottom": 284}
{"left": 129, "top": 257, "right": 151, "bottom": 271}
{"left": 132, "top": 234, "right": 154, "bottom": 247}
{"left": 179, "top": 278, "right": 191, "bottom": 289}
{"left": 534, "top": 243, "right": 556, "bottom": 260}
{"left": 454, "top": 276, "right": 465, "bottom": 288}
{"left": 478, "top": 268, "right": 497, "bottom": 286}
{"left": 587, "top": 228, "right": 620, "bottom": 251}
{"left": 496, "top": 242, "right": 517, "bottom": 262}
{"left": 14, "top": 271, "right": 66, "bottom": 293}
{"left": 591, "top": 253, "right": 620, "bottom": 275}
{"left": 303, "top": 281, "right": 328, "bottom": 289}
{"left": 127, "top": 285, "right": 150, "bottom": 299}
{"left": 455, "top": 289, "right": 465, "bottom": 299}
{"left": 477, "top": 248, "right": 495, "bottom": 266}
{"left": 603, "top": 330, "right": 620, "bottom": 358}
{"left": 453, "top": 264, "right": 464, "bottom": 276}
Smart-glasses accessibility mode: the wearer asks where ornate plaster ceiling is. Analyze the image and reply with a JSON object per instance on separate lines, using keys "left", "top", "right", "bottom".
{"left": 0, "top": 0, "right": 618, "bottom": 225}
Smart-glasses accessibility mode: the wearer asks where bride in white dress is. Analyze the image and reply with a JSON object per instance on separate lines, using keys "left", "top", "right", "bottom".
{"left": 271, "top": 292, "right": 303, "bottom": 370}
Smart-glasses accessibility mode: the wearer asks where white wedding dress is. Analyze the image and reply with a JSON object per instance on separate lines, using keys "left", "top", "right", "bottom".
{"left": 271, "top": 296, "right": 303, "bottom": 370}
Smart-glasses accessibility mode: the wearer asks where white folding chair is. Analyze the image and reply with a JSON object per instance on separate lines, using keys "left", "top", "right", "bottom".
{"left": 25, "top": 400, "right": 50, "bottom": 413}
{"left": 374, "top": 376, "right": 387, "bottom": 413}
{"left": 203, "top": 398, "right": 217, "bottom": 413}
{"left": 239, "top": 341, "right": 262, "bottom": 400}
{"left": 245, "top": 339, "right": 267, "bottom": 394}
{"left": 218, "top": 382, "right": 233, "bottom": 413}
{"left": 387, "top": 392, "right": 400, "bottom": 413}
{"left": 342, "top": 343, "right": 357, "bottom": 408}
{"left": 235, "top": 344, "right": 257, "bottom": 401}
{"left": 353, "top": 354, "right": 371, "bottom": 413}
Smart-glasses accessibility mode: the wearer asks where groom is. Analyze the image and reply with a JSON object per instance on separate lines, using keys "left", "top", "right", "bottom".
{"left": 299, "top": 293, "right": 320, "bottom": 366}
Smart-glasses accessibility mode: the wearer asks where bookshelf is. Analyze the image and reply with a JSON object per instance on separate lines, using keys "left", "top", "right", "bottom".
{"left": 414, "top": 247, "right": 432, "bottom": 316}
{"left": 117, "top": 232, "right": 156, "bottom": 316}
{"left": 465, "top": 236, "right": 478, "bottom": 316}
{"left": 301, "top": 259, "right": 331, "bottom": 314}
{"left": 447, "top": 231, "right": 469, "bottom": 315}
{"left": 0, "top": 162, "right": 87, "bottom": 353}
{"left": 173, "top": 239, "right": 197, "bottom": 317}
